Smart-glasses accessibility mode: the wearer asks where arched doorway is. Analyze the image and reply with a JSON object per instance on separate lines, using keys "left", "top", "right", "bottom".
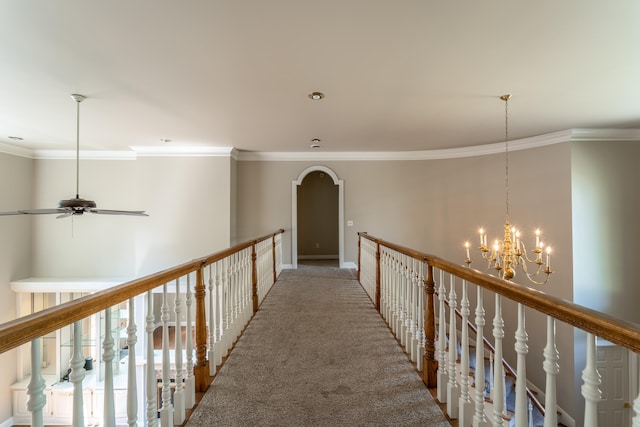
{"left": 291, "top": 166, "right": 344, "bottom": 269}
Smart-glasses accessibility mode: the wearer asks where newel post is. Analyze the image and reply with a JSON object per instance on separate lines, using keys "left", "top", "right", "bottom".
{"left": 375, "top": 241, "right": 381, "bottom": 311}
{"left": 252, "top": 241, "right": 259, "bottom": 313}
{"left": 194, "top": 265, "right": 211, "bottom": 391}
{"left": 423, "top": 261, "right": 438, "bottom": 387}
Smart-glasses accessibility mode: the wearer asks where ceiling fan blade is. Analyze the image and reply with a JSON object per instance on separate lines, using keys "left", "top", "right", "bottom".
{"left": 56, "top": 212, "right": 74, "bottom": 219}
{"left": 90, "top": 209, "right": 148, "bottom": 216}
{"left": 17, "top": 208, "right": 69, "bottom": 215}
{"left": 0, "top": 210, "right": 26, "bottom": 216}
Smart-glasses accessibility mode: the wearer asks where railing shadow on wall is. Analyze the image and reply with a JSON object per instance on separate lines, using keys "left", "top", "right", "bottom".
{"left": 0, "top": 229, "right": 284, "bottom": 427}
{"left": 357, "top": 231, "right": 640, "bottom": 427}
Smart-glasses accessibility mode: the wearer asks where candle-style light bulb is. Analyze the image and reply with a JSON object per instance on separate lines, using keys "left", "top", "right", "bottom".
{"left": 535, "top": 228, "right": 541, "bottom": 248}
{"left": 546, "top": 246, "right": 551, "bottom": 269}
{"left": 465, "top": 241, "right": 471, "bottom": 260}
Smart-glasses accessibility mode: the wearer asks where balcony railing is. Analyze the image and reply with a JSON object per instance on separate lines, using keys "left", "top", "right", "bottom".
{"left": 0, "top": 229, "right": 284, "bottom": 427}
{"left": 358, "top": 231, "right": 640, "bottom": 427}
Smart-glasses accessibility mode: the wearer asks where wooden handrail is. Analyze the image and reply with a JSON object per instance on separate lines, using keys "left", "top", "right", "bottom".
{"left": 0, "top": 229, "right": 286, "bottom": 355}
{"left": 359, "top": 232, "right": 640, "bottom": 354}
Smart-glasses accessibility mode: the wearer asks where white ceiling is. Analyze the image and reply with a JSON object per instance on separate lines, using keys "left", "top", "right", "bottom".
{"left": 1, "top": 1, "right": 639, "bottom": 154}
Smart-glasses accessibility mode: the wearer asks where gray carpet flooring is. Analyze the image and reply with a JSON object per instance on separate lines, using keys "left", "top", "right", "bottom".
{"left": 186, "top": 264, "right": 450, "bottom": 426}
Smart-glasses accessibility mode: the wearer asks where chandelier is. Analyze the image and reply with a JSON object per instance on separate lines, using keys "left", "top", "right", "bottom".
{"left": 465, "top": 94, "right": 553, "bottom": 284}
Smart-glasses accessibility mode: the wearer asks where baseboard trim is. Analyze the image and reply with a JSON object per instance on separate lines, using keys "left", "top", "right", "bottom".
{"left": 297, "top": 255, "right": 339, "bottom": 260}
{"left": 0, "top": 417, "right": 14, "bottom": 427}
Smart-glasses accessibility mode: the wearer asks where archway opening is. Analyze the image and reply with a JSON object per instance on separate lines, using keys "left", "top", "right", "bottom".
{"left": 291, "top": 166, "right": 344, "bottom": 269}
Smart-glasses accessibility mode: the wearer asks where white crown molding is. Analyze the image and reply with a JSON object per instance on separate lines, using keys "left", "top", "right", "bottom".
{"left": 3, "top": 129, "right": 639, "bottom": 161}
{"left": 33, "top": 150, "right": 137, "bottom": 160}
{"left": 0, "top": 141, "right": 35, "bottom": 159}
{"left": 130, "top": 146, "right": 235, "bottom": 157}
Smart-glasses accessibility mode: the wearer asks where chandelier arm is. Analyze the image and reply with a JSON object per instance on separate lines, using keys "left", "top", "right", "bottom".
{"left": 518, "top": 257, "right": 551, "bottom": 285}
{"left": 518, "top": 242, "right": 543, "bottom": 264}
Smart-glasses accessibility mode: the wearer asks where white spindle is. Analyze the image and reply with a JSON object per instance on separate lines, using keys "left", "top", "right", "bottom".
{"left": 489, "top": 352, "right": 494, "bottom": 402}
{"left": 581, "top": 332, "right": 602, "bottom": 427}
{"left": 401, "top": 256, "right": 410, "bottom": 349}
{"left": 395, "top": 256, "right": 403, "bottom": 337}
{"left": 416, "top": 261, "right": 426, "bottom": 372}
{"left": 215, "top": 261, "right": 223, "bottom": 366}
{"left": 103, "top": 308, "right": 116, "bottom": 427}
{"left": 222, "top": 257, "right": 231, "bottom": 357}
{"left": 514, "top": 303, "right": 529, "bottom": 427}
{"left": 173, "top": 278, "right": 185, "bottom": 425}
{"left": 633, "top": 386, "right": 640, "bottom": 427}
{"left": 473, "top": 287, "right": 490, "bottom": 427}
{"left": 208, "top": 263, "right": 217, "bottom": 376}
{"left": 127, "top": 298, "right": 138, "bottom": 427}
{"left": 492, "top": 294, "right": 505, "bottom": 427}
{"left": 408, "top": 260, "right": 418, "bottom": 362}
{"left": 459, "top": 279, "right": 473, "bottom": 426}
{"left": 185, "top": 273, "right": 196, "bottom": 409}
{"left": 437, "top": 269, "right": 448, "bottom": 403}
{"left": 69, "top": 321, "right": 86, "bottom": 427}
{"left": 145, "top": 291, "right": 158, "bottom": 427}
{"left": 543, "top": 316, "right": 559, "bottom": 427}
{"left": 27, "top": 338, "right": 46, "bottom": 427}
{"left": 447, "top": 274, "right": 459, "bottom": 418}
{"left": 160, "top": 283, "right": 174, "bottom": 426}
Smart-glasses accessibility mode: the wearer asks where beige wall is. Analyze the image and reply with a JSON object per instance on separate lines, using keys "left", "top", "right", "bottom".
{"left": 134, "top": 155, "right": 231, "bottom": 275}
{"left": 0, "top": 152, "right": 33, "bottom": 422}
{"left": 236, "top": 142, "right": 576, "bottom": 415}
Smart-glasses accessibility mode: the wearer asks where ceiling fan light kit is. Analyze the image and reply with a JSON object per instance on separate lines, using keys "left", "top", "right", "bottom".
{"left": 0, "top": 94, "right": 148, "bottom": 218}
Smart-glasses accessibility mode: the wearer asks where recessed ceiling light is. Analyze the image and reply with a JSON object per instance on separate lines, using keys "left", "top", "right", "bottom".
{"left": 310, "top": 139, "right": 321, "bottom": 149}
{"left": 8, "top": 136, "right": 23, "bottom": 141}
{"left": 308, "top": 92, "right": 325, "bottom": 100}
{"left": 160, "top": 138, "right": 171, "bottom": 143}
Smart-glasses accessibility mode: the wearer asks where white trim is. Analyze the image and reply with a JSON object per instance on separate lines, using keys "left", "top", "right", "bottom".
{"left": 292, "top": 166, "right": 345, "bottom": 270}
{"left": 297, "top": 255, "right": 339, "bottom": 260}
{"left": 131, "top": 146, "right": 235, "bottom": 157}
{"left": 343, "top": 262, "right": 358, "bottom": 270}
{"left": 236, "top": 128, "right": 640, "bottom": 161}
{"left": 33, "top": 150, "right": 137, "bottom": 160}
{"left": 0, "top": 141, "right": 32, "bottom": 158}
{"left": 0, "top": 417, "right": 14, "bottom": 427}
{"left": 281, "top": 264, "right": 295, "bottom": 270}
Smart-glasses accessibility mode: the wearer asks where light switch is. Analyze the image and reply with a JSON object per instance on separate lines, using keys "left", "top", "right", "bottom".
{"left": 347, "top": 220, "right": 354, "bottom": 227}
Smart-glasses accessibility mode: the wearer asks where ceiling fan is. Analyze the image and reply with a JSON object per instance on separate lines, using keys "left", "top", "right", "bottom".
{"left": 0, "top": 94, "right": 148, "bottom": 218}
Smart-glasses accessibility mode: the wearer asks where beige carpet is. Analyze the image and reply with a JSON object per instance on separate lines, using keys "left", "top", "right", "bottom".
{"left": 186, "top": 265, "right": 450, "bottom": 426}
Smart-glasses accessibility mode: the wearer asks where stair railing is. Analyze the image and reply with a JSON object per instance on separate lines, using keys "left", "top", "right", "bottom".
{"left": 0, "top": 228, "right": 284, "bottom": 427}
{"left": 358, "top": 231, "right": 640, "bottom": 427}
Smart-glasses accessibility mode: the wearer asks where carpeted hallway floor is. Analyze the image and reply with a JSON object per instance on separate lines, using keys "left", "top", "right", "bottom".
{"left": 186, "top": 264, "right": 450, "bottom": 426}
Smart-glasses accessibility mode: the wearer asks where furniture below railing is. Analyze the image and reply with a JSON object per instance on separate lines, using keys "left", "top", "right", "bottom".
{"left": 358, "top": 231, "right": 640, "bottom": 427}
{"left": 0, "top": 229, "right": 284, "bottom": 427}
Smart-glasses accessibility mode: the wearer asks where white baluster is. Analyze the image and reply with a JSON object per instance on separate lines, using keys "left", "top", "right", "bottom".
{"left": 528, "top": 400, "right": 533, "bottom": 427}
{"left": 409, "top": 260, "right": 418, "bottom": 362}
{"left": 633, "top": 382, "right": 640, "bottom": 427}
{"left": 395, "top": 256, "right": 403, "bottom": 337}
{"left": 69, "top": 321, "right": 86, "bottom": 427}
{"left": 447, "top": 274, "right": 459, "bottom": 418}
{"left": 103, "top": 308, "right": 116, "bottom": 427}
{"left": 173, "top": 278, "right": 185, "bottom": 425}
{"left": 543, "top": 316, "right": 559, "bottom": 427}
{"left": 416, "top": 261, "right": 426, "bottom": 372}
{"left": 514, "top": 303, "right": 529, "bottom": 427}
{"left": 185, "top": 273, "right": 196, "bottom": 409}
{"left": 208, "top": 264, "right": 217, "bottom": 376}
{"left": 160, "top": 282, "right": 174, "bottom": 426}
{"left": 492, "top": 294, "right": 505, "bottom": 427}
{"left": 581, "top": 333, "right": 602, "bottom": 427}
{"left": 127, "top": 298, "right": 138, "bottom": 427}
{"left": 489, "top": 352, "right": 494, "bottom": 402}
{"left": 215, "top": 261, "right": 223, "bottom": 366}
{"left": 27, "top": 338, "right": 46, "bottom": 427}
{"left": 459, "top": 279, "right": 473, "bottom": 426}
{"left": 473, "top": 287, "right": 490, "bottom": 427}
{"left": 437, "top": 269, "right": 448, "bottom": 403}
{"left": 145, "top": 291, "right": 158, "bottom": 427}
